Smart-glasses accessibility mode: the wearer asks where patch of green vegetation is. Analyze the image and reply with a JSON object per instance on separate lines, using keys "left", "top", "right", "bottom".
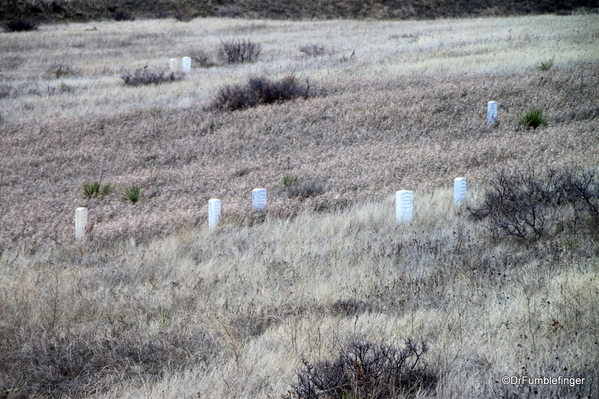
{"left": 516, "top": 108, "right": 549, "bottom": 129}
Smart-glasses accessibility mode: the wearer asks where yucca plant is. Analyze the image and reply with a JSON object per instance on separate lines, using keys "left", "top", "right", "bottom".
{"left": 99, "top": 183, "right": 115, "bottom": 196}
{"left": 516, "top": 108, "right": 549, "bottom": 130}
{"left": 121, "top": 185, "right": 142, "bottom": 203}
{"left": 537, "top": 59, "right": 554, "bottom": 71}
{"left": 82, "top": 181, "right": 100, "bottom": 198}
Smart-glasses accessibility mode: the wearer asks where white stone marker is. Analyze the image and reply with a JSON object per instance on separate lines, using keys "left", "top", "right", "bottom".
{"left": 181, "top": 57, "right": 191, "bottom": 73}
{"left": 252, "top": 188, "right": 267, "bottom": 210}
{"left": 396, "top": 190, "right": 413, "bottom": 223}
{"left": 208, "top": 199, "right": 221, "bottom": 229}
{"left": 487, "top": 101, "right": 498, "bottom": 125}
{"left": 75, "top": 207, "right": 88, "bottom": 240}
{"left": 454, "top": 177, "right": 467, "bottom": 205}
{"left": 169, "top": 58, "right": 180, "bottom": 72}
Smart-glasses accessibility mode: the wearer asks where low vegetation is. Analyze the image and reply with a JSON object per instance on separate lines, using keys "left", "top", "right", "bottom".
{"left": 469, "top": 168, "right": 599, "bottom": 244}
{"left": 217, "top": 38, "right": 262, "bottom": 64}
{"left": 288, "top": 340, "right": 437, "bottom": 399}
{"left": 212, "top": 75, "right": 310, "bottom": 111}
{"left": 121, "top": 68, "right": 183, "bottom": 86}
{"left": 3, "top": 18, "right": 38, "bottom": 32}
{"left": 0, "top": 0, "right": 594, "bottom": 23}
{"left": 0, "top": 14, "right": 597, "bottom": 399}
{"left": 516, "top": 108, "right": 550, "bottom": 129}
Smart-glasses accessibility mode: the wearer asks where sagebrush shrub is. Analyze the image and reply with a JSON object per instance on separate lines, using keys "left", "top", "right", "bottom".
{"left": 4, "top": 19, "right": 38, "bottom": 32}
{"left": 468, "top": 168, "right": 599, "bottom": 243}
{"left": 212, "top": 75, "right": 310, "bottom": 111}
{"left": 287, "top": 340, "right": 437, "bottom": 399}
{"left": 218, "top": 39, "right": 261, "bottom": 64}
{"left": 299, "top": 43, "right": 326, "bottom": 57}
{"left": 121, "top": 68, "right": 182, "bottom": 86}
{"left": 112, "top": 10, "right": 135, "bottom": 21}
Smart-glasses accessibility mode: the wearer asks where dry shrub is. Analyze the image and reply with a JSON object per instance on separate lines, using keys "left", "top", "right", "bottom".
{"left": 469, "top": 167, "right": 599, "bottom": 243}
{"left": 112, "top": 10, "right": 135, "bottom": 21}
{"left": 218, "top": 39, "right": 261, "bottom": 64}
{"left": 121, "top": 68, "right": 183, "bottom": 86}
{"left": 4, "top": 19, "right": 38, "bottom": 32}
{"left": 212, "top": 75, "right": 310, "bottom": 111}
{"left": 288, "top": 340, "right": 437, "bottom": 399}
{"left": 299, "top": 43, "right": 326, "bottom": 57}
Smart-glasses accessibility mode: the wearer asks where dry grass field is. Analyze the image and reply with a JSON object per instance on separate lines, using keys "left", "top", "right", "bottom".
{"left": 0, "top": 13, "right": 598, "bottom": 399}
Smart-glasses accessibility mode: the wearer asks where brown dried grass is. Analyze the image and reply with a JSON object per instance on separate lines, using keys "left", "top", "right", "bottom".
{"left": 0, "top": 15, "right": 598, "bottom": 399}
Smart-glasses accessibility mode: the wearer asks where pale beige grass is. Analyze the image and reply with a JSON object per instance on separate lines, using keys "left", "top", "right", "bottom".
{"left": 1, "top": 14, "right": 597, "bottom": 123}
{"left": 1, "top": 193, "right": 596, "bottom": 398}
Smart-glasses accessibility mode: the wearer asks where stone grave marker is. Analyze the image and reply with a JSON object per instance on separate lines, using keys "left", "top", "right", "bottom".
{"left": 252, "top": 188, "right": 267, "bottom": 210}
{"left": 487, "top": 101, "right": 498, "bottom": 125}
{"left": 208, "top": 199, "right": 221, "bottom": 228}
{"left": 182, "top": 57, "right": 191, "bottom": 73}
{"left": 75, "top": 207, "right": 87, "bottom": 240}
{"left": 396, "top": 190, "right": 413, "bottom": 223}
{"left": 454, "top": 177, "right": 467, "bottom": 205}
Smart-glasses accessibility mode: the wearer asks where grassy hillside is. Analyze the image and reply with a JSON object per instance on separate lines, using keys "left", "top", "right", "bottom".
{"left": 0, "top": 14, "right": 598, "bottom": 399}
{"left": 1, "top": 0, "right": 598, "bottom": 24}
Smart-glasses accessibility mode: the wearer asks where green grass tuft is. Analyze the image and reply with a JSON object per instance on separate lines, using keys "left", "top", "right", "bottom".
{"left": 516, "top": 108, "right": 549, "bottom": 129}
{"left": 121, "top": 185, "right": 142, "bottom": 203}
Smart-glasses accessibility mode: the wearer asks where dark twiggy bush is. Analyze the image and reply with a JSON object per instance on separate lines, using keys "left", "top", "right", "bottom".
{"left": 4, "top": 19, "right": 38, "bottom": 32}
{"left": 121, "top": 68, "right": 183, "bottom": 86}
{"left": 287, "top": 340, "right": 437, "bottom": 399}
{"left": 218, "top": 39, "right": 261, "bottom": 64}
{"left": 112, "top": 10, "right": 135, "bottom": 21}
{"left": 469, "top": 168, "right": 599, "bottom": 243}
{"left": 212, "top": 75, "right": 310, "bottom": 111}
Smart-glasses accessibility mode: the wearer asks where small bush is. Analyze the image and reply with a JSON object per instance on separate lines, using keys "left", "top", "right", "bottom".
{"left": 299, "top": 43, "right": 326, "bottom": 57}
{"left": 190, "top": 50, "right": 217, "bottom": 68}
{"left": 121, "top": 186, "right": 142, "bottom": 203}
{"left": 287, "top": 340, "right": 437, "bottom": 399}
{"left": 218, "top": 39, "right": 261, "bottom": 64}
{"left": 121, "top": 68, "right": 183, "bottom": 86}
{"left": 44, "top": 64, "right": 73, "bottom": 79}
{"left": 4, "top": 19, "right": 38, "bottom": 32}
{"left": 282, "top": 174, "right": 324, "bottom": 198}
{"left": 174, "top": 12, "right": 193, "bottom": 22}
{"left": 212, "top": 75, "right": 310, "bottom": 111}
{"left": 516, "top": 108, "right": 549, "bottom": 129}
{"left": 112, "top": 10, "right": 135, "bottom": 21}
{"left": 468, "top": 168, "right": 599, "bottom": 244}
